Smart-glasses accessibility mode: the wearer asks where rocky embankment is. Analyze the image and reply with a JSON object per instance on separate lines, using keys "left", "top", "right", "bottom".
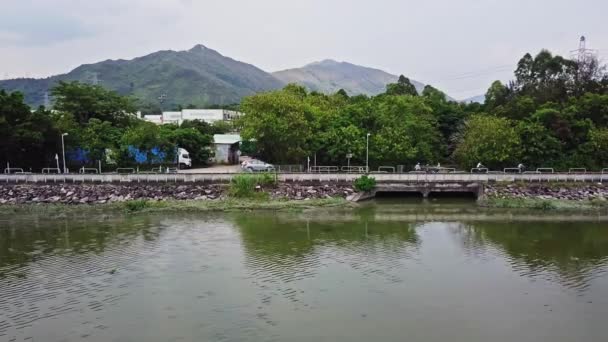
{"left": 485, "top": 183, "right": 608, "bottom": 201}
{"left": 0, "top": 183, "right": 355, "bottom": 205}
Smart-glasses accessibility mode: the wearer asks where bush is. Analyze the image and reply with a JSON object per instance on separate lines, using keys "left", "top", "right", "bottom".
{"left": 353, "top": 175, "right": 376, "bottom": 192}
{"left": 229, "top": 173, "right": 276, "bottom": 198}
{"left": 124, "top": 199, "right": 151, "bottom": 212}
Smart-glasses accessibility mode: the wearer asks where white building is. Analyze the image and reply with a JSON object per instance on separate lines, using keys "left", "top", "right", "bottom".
{"left": 142, "top": 109, "right": 242, "bottom": 126}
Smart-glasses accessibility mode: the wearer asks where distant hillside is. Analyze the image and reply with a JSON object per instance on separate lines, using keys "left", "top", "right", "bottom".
{"left": 462, "top": 94, "right": 486, "bottom": 104}
{"left": 272, "top": 59, "right": 426, "bottom": 96}
{"left": 0, "top": 45, "right": 284, "bottom": 108}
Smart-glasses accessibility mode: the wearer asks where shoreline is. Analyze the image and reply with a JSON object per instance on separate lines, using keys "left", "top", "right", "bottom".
{"left": 0, "top": 197, "right": 354, "bottom": 216}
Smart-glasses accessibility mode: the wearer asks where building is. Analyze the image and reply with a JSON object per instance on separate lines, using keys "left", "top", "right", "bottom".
{"left": 213, "top": 134, "right": 241, "bottom": 164}
{"left": 142, "top": 109, "right": 242, "bottom": 126}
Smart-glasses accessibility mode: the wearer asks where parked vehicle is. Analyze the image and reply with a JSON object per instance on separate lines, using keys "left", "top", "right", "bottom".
{"left": 177, "top": 148, "right": 192, "bottom": 169}
{"left": 241, "top": 159, "right": 275, "bottom": 172}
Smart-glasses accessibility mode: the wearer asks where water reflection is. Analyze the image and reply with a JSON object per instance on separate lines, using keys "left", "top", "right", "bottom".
{"left": 234, "top": 214, "right": 421, "bottom": 305}
{"left": 455, "top": 223, "right": 608, "bottom": 292}
{"left": 0, "top": 207, "right": 607, "bottom": 342}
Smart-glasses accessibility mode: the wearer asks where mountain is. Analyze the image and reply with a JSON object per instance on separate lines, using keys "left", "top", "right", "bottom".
{"left": 272, "top": 59, "right": 425, "bottom": 96}
{"left": 462, "top": 94, "right": 485, "bottom": 104}
{"left": 0, "top": 44, "right": 284, "bottom": 108}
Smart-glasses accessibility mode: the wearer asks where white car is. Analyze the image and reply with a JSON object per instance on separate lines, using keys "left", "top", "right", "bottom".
{"left": 241, "top": 159, "right": 275, "bottom": 172}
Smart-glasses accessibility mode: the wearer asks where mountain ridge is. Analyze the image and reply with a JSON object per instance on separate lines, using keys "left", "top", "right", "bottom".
{"left": 0, "top": 45, "right": 444, "bottom": 108}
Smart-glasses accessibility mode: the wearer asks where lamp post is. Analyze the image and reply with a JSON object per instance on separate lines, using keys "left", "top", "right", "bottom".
{"left": 366, "top": 133, "right": 371, "bottom": 173}
{"left": 61, "top": 133, "right": 68, "bottom": 174}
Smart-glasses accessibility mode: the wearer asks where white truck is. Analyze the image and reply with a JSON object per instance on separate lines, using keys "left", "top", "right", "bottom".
{"left": 177, "top": 148, "right": 192, "bottom": 168}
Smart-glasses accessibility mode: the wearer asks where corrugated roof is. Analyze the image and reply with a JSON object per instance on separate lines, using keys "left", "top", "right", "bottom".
{"left": 213, "top": 134, "right": 241, "bottom": 145}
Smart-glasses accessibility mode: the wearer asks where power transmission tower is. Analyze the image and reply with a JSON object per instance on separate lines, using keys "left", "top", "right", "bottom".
{"left": 158, "top": 93, "right": 167, "bottom": 113}
{"left": 570, "top": 36, "right": 597, "bottom": 62}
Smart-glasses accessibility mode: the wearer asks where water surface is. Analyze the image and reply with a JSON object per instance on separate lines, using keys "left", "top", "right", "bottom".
{"left": 1, "top": 203, "right": 608, "bottom": 341}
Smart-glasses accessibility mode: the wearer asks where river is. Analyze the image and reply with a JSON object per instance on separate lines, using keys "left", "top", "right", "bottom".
{"left": 1, "top": 201, "right": 608, "bottom": 341}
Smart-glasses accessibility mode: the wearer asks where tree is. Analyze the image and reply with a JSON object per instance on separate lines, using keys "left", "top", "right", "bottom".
{"left": 484, "top": 81, "right": 509, "bottom": 110}
{"left": 51, "top": 81, "right": 138, "bottom": 126}
{"left": 0, "top": 90, "right": 59, "bottom": 170}
{"left": 80, "top": 119, "right": 123, "bottom": 163}
{"left": 454, "top": 115, "right": 521, "bottom": 169}
{"left": 385, "top": 75, "right": 418, "bottom": 96}
{"left": 516, "top": 121, "right": 561, "bottom": 168}
{"left": 120, "top": 122, "right": 174, "bottom": 165}
{"left": 159, "top": 126, "right": 212, "bottom": 165}
{"left": 588, "top": 127, "right": 608, "bottom": 167}
{"left": 240, "top": 87, "right": 316, "bottom": 163}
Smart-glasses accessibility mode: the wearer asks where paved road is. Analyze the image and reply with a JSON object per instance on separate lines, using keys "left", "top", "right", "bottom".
{"left": 180, "top": 165, "right": 241, "bottom": 174}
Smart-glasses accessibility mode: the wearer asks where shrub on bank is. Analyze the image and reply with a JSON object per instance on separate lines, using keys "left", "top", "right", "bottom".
{"left": 353, "top": 175, "right": 376, "bottom": 192}
{"left": 229, "top": 173, "right": 276, "bottom": 198}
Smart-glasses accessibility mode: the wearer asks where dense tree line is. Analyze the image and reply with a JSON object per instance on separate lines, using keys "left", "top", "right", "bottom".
{"left": 2, "top": 49, "right": 608, "bottom": 172}
{"left": 1, "top": 81, "right": 227, "bottom": 171}
{"left": 240, "top": 50, "right": 608, "bottom": 170}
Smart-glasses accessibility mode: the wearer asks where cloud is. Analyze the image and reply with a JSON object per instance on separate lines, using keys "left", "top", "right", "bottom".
{"left": 0, "top": 15, "right": 93, "bottom": 46}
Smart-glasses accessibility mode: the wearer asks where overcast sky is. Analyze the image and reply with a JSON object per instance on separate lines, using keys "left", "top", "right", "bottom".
{"left": 1, "top": 0, "right": 606, "bottom": 99}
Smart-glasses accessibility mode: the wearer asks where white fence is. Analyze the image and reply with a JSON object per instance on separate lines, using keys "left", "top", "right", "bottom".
{"left": 1, "top": 172, "right": 607, "bottom": 184}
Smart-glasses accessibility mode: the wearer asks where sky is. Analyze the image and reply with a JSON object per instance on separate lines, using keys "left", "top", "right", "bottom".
{"left": 1, "top": 0, "right": 606, "bottom": 99}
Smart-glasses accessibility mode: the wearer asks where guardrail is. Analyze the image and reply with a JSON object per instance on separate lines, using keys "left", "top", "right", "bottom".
{"left": 537, "top": 168, "right": 554, "bottom": 174}
{"left": 569, "top": 168, "right": 586, "bottom": 174}
{"left": 471, "top": 168, "right": 488, "bottom": 173}
{"left": 504, "top": 168, "right": 521, "bottom": 174}
{"left": 115, "top": 168, "right": 136, "bottom": 174}
{"left": 42, "top": 168, "right": 61, "bottom": 174}
{"left": 3, "top": 172, "right": 608, "bottom": 184}
{"left": 79, "top": 167, "right": 99, "bottom": 174}
{"left": 310, "top": 166, "right": 340, "bottom": 173}
{"left": 341, "top": 166, "right": 367, "bottom": 173}
{"left": 4, "top": 168, "right": 24, "bottom": 174}
{"left": 377, "top": 166, "right": 395, "bottom": 173}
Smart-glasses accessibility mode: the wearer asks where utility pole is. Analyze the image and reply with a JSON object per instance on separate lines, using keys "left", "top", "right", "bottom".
{"left": 61, "top": 133, "right": 69, "bottom": 174}
{"left": 366, "top": 133, "right": 371, "bottom": 173}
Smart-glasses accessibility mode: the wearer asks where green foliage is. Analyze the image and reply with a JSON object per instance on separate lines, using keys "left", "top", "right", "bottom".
{"left": 160, "top": 125, "right": 212, "bottom": 165}
{"left": 124, "top": 199, "right": 151, "bottom": 212}
{"left": 52, "top": 81, "right": 137, "bottom": 127}
{"left": 353, "top": 175, "right": 377, "bottom": 192}
{"left": 229, "top": 173, "right": 276, "bottom": 198}
{"left": 385, "top": 75, "right": 418, "bottom": 96}
{"left": 454, "top": 115, "right": 521, "bottom": 169}
{"left": 0, "top": 90, "right": 59, "bottom": 169}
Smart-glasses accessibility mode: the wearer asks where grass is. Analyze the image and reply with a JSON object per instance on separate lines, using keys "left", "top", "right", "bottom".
{"left": 229, "top": 173, "right": 276, "bottom": 198}
{"left": 0, "top": 197, "right": 352, "bottom": 216}
{"left": 480, "top": 197, "right": 608, "bottom": 211}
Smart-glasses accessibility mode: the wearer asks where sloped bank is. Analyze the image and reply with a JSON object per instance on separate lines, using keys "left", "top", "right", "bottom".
{"left": 482, "top": 183, "right": 608, "bottom": 210}
{"left": 0, "top": 183, "right": 355, "bottom": 205}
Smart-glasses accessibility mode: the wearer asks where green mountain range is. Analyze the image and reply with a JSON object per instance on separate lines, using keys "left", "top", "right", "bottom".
{"left": 0, "top": 45, "right": 436, "bottom": 108}
{"left": 273, "top": 59, "right": 425, "bottom": 96}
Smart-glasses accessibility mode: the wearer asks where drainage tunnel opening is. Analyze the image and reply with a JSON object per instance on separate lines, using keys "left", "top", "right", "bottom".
{"left": 427, "top": 192, "right": 477, "bottom": 200}
{"left": 374, "top": 192, "right": 424, "bottom": 199}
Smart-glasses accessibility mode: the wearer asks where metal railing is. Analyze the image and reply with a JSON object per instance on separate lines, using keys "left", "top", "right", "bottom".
{"left": 341, "top": 166, "right": 368, "bottom": 173}
{"left": 42, "top": 168, "right": 61, "bottom": 174}
{"left": 377, "top": 166, "right": 396, "bottom": 173}
{"left": 568, "top": 168, "right": 587, "bottom": 174}
{"left": 309, "top": 166, "right": 340, "bottom": 173}
{"left": 504, "top": 168, "right": 521, "bottom": 174}
{"left": 79, "top": 167, "right": 99, "bottom": 174}
{"left": 115, "top": 168, "right": 136, "bottom": 174}
{"left": 471, "top": 168, "right": 488, "bottom": 173}
{"left": 537, "top": 168, "right": 554, "bottom": 174}
{"left": 4, "top": 168, "right": 24, "bottom": 174}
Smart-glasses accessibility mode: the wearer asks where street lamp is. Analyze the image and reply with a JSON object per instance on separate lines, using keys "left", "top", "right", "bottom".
{"left": 61, "top": 133, "right": 68, "bottom": 174}
{"left": 366, "top": 133, "right": 371, "bottom": 173}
